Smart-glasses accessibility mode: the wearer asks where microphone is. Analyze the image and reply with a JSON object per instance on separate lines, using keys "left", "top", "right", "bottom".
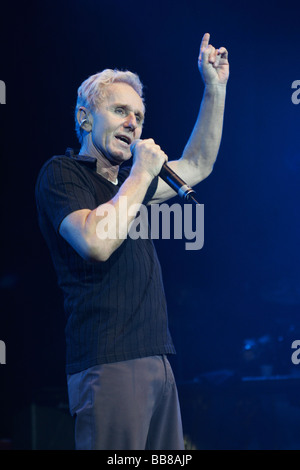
{"left": 130, "top": 140, "right": 199, "bottom": 203}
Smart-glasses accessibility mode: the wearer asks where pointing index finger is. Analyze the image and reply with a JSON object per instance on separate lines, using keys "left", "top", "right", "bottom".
{"left": 200, "top": 32, "right": 210, "bottom": 53}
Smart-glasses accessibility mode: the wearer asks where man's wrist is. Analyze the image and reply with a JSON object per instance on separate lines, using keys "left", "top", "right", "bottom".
{"left": 204, "top": 82, "right": 227, "bottom": 94}
{"left": 130, "top": 165, "right": 154, "bottom": 187}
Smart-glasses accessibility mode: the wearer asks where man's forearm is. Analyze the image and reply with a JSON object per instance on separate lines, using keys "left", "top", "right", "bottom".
{"left": 84, "top": 169, "right": 153, "bottom": 261}
{"left": 181, "top": 84, "right": 226, "bottom": 176}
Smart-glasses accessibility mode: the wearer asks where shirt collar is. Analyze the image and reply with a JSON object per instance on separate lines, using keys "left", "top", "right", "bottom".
{"left": 65, "top": 147, "right": 97, "bottom": 169}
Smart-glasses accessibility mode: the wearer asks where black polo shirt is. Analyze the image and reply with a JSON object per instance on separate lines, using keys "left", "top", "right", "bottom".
{"left": 35, "top": 149, "right": 175, "bottom": 374}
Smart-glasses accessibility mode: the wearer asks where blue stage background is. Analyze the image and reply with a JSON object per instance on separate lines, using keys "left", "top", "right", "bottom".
{"left": 0, "top": 0, "right": 300, "bottom": 449}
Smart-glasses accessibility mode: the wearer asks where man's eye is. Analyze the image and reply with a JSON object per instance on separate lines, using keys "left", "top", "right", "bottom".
{"left": 115, "top": 108, "right": 125, "bottom": 115}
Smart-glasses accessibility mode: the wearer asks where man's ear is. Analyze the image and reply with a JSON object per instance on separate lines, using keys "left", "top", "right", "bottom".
{"left": 77, "top": 107, "right": 93, "bottom": 132}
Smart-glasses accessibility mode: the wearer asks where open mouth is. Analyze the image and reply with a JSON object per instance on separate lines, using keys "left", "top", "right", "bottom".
{"left": 115, "top": 135, "right": 131, "bottom": 145}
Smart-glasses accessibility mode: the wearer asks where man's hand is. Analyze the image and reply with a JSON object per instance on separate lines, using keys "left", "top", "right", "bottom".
{"left": 131, "top": 139, "right": 168, "bottom": 180}
{"left": 198, "top": 33, "right": 229, "bottom": 86}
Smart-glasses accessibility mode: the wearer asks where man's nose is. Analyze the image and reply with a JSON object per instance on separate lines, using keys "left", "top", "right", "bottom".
{"left": 123, "top": 112, "right": 137, "bottom": 130}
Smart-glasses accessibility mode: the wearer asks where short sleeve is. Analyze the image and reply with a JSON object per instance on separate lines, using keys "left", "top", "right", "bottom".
{"left": 35, "top": 157, "right": 97, "bottom": 233}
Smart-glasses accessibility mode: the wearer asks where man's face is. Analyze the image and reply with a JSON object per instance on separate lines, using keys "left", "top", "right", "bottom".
{"left": 91, "top": 82, "right": 145, "bottom": 164}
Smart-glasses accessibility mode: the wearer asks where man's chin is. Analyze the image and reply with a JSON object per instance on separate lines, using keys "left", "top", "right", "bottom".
{"left": 108, "top": 148, "right": 131, "bottom": 164}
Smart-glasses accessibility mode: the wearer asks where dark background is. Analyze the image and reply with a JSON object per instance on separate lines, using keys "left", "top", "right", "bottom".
{"left": 1, "top": 0, "right": 300, "bottom": 450}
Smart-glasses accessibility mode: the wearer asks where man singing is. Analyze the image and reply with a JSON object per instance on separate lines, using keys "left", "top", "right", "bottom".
{"left": 35, "top": 33, "right": 229, "bottom": 450}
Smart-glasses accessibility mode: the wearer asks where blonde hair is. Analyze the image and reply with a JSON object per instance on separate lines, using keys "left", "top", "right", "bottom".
{"left": 75, "top": 69, "right": 144, "bottom": 143}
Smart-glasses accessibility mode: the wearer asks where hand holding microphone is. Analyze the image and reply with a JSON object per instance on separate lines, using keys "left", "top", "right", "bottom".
{"left": 130, "top": 138, "right": 168, "bottom": 180}
{"left": 130, "top": 139, "right": 198, "bottom": 203}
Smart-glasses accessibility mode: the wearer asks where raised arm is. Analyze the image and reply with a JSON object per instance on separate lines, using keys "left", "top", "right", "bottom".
{"left": 151, "top": 32, "right": 229, "bottom": 203}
